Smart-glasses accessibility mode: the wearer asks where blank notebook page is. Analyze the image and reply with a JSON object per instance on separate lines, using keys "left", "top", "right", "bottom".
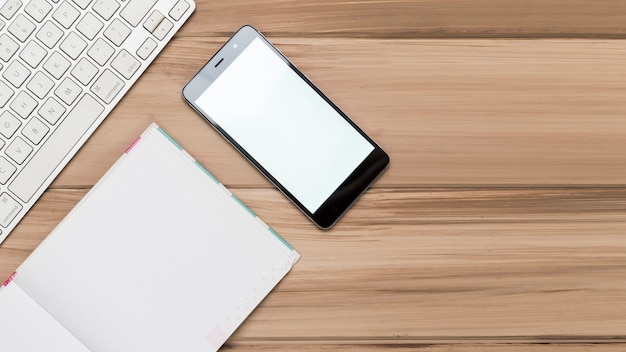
{"left": 13, "top": 124, "right": 299, "bottom": 352}
{"left": 0, "top": 282, "right": 90, "bottom": 352}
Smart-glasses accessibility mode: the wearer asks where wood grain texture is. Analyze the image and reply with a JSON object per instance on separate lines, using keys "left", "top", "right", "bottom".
{"left": 190, "top": 343, "right": 626, "bottom": 351}
{"left": 1, "top": 1, "right": 626, "bottom": 350}
{"left": 2, "top": 188, "right": 625, "bottom": 339}
{"left": 51, "top": 38, "right": 626, "bottom": 187}
{"left": 185, "top": 0, "right": 626, "bottom": 38}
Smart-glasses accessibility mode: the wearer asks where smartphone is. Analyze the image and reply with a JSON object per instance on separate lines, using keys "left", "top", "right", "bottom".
{"left": 183, "top": 25, "right": 389, "bottom": 229}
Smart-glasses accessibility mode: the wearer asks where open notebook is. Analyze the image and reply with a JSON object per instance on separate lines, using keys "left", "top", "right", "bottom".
{"left": 0, "top": 123, "right": 300, "bottom": 351}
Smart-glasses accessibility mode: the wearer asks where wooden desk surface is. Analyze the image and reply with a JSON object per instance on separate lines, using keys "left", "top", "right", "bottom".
{"left": 2, "top": 1, "right": 626, "bottom": 350}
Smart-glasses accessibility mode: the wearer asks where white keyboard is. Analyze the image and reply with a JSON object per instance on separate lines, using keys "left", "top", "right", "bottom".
{"left": 0, "top": 0, "right": 195, "bottom": 244}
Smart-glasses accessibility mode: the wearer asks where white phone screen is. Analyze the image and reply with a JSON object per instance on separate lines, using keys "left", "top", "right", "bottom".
{"left": 194, "top": 38, "right": 374, "bottom": 213}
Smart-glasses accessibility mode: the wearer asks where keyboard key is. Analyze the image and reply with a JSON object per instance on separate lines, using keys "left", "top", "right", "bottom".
{"left": 0, "top": 193, "right": 22, "bottom": 227}
{"left": 120, "top": 0, "right": 157, "bottom": 27}
{"left": 143, "top": 10, "right": 163, "bottom": 33}
{"left": 3, "top": 60, "right": 31, "bottom": 88}
{"left": 52, "top": 1, "right": 80, "bottom": 29}
{"left": 38, "top": 97, "right": 66, "bottom": 125}
{"left": 0, "top": 159, "right": 18, "bottom": 185}
{"left": 169, "top": 0, "right": 189, "bottom": 21}
{"left": 19, "top": 40, "right": 47, "bottom": 68}
{"left": 25, "top": 0, "right": 53, "bottom": 22}
{"left": 27, "top": 71, "right": 55, "bottom": 99}
{"left": 76, "top": 12, "right": 103, "bottom": 40}
{"left": 71, "top": 0, "right": 92, "bottom": 10}
{"left": 104, "top": 18, "right": 131, "bottom": 46}
{"left": 8, "top": 14, "right": 36, "bottom": 42}
{"left": 22, "top": 117, "right": 50, "bottom": 145}
{"left": 153, "top": 17, "right": 173, "bottom": 40}
{"left": 10, "top": 91, "right": 38, "bottom": 118}
{"left": 36, "top": 20, "right": 64, "bottom": 48}
{"left": 93, "top": 0, "right": 120, "bottom": 21}
{"left": 91, "top": 69, "right": 124, "bottom": 103}
{"left": 9, "top": 94, "right": 104, "bottom": 202}
{"left": 6, "top": 136, "right": 34, "bottom": 165}
{"left": 71, "top": 57, "right": 99, "bottom": 85}
{"left": 0, "top": 33, "right": 20, "bottom": 61}
{"left": 43, "top": 51, "right": 71, "bottom": 79}
{"left": 0, "top": 81, "right": 15, "bottom": 108}
{"left": 0, "top": 111, "right": 21, "bottom": 138}
{"left": 111, "top": 49, "right": 140, "bottom": 79}
{"left": 0, "top": 19, "right": 4, "bottom": 31}
{"left": 60, "top": 31, "right": 88, "bottom": 59}
{"left": 136, "top": 37, "right": 157, "bottom": 60}
{"left": 87, "top": 37, "right": 114, "bottom": 65}
{"left": 55, "top": 77, "right": 82, "bottom": 105}
{"left": 0, "top": 0, "right": 23, "bottom": 20}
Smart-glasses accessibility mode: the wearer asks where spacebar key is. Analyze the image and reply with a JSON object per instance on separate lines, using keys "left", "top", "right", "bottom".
{"left": 9, "top": 94, "right": 104, "bottom": 203}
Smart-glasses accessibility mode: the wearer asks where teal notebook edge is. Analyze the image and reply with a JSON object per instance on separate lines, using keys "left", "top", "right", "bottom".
{"left": 147, "top": 123, "right": 298, "bottom": 253}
